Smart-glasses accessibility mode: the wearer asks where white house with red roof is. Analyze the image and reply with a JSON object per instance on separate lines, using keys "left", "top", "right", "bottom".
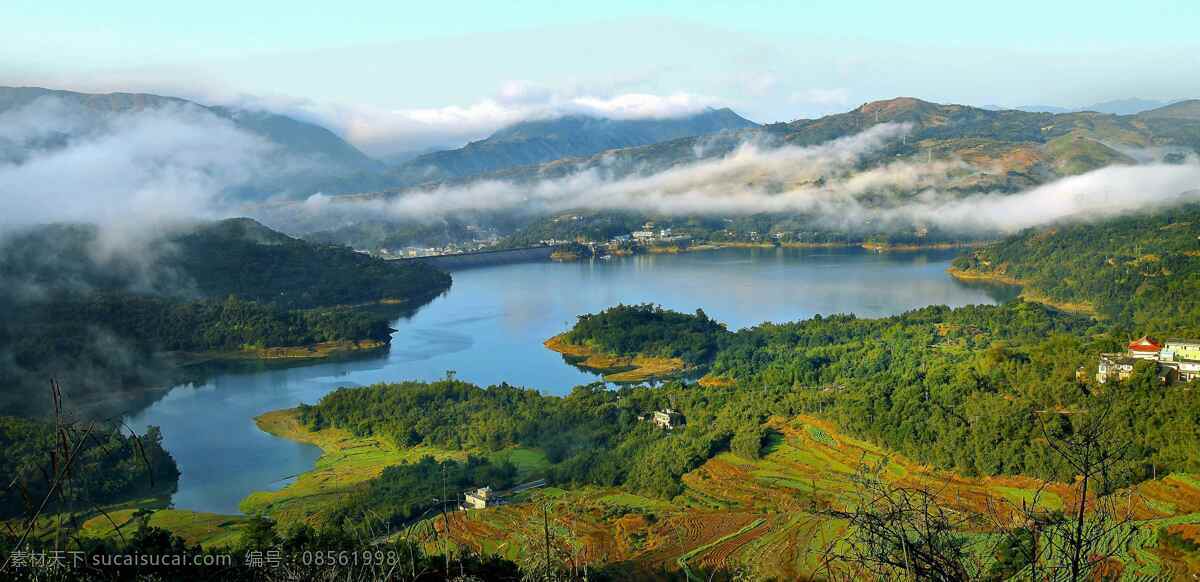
{"left": 1096, "top": 336, "right": 1200, "bottom": 384}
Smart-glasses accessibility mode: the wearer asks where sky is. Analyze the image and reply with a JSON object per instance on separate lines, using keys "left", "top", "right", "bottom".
{"left": 3, "top": 0, "right": 1199, "bottom": 155}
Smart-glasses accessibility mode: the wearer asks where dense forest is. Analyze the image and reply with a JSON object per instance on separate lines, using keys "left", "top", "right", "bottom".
{"left": 299, "top": 380, "right": 761, "bottom": 500}
{"left": 172, "top": 218, "right": 450, "bottom": 309}
{"left": 951, "top": 203, "right": 1200, "bottom": 334}
{"left": 6, "top": 293, "right": 392, "bottom": 359}
{"left": 564, "top": 304, "right": 729, "bottom": 365}
{"left": 0, "top": 416, "right": 179, "bottom": 519}
{"left": 0, "top": 218, "right": 452, "bottom": 416}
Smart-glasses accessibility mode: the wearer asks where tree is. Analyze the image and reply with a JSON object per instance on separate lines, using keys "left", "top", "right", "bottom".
{"left": 731, "top": 426, "right": 765, "bottom": 460}
{"left": 819, "top": 396, "right": 1143, "bottom": 581}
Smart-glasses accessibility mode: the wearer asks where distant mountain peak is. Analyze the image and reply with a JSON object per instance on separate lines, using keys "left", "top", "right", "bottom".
{"left": 858, "top": 97, "right": 937, "bottom": 114}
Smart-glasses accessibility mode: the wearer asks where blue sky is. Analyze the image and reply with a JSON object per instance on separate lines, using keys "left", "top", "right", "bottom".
{"left": 4, "top": 0, "right": 1198, "bottom": 154}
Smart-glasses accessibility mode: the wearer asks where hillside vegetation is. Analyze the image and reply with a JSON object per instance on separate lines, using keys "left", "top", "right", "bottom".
{"left": 951, "top": 203, "right": 1200, "bottom": 333}
{"left": 0, "top": 416, "right": 179, "bottom": 519}
{"left": 563, "top": 304, "right": 729, "bottom": 365}
{"left": 0, "top": 218, "right": 451, "bottom": 415}
{"left": 298, "top": 298, "right": 1200, "bottom": 498}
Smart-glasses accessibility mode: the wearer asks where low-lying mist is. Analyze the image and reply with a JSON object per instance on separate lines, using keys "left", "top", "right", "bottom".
{"left": 294, "top": 122, "right": 1200, "bottom": 237}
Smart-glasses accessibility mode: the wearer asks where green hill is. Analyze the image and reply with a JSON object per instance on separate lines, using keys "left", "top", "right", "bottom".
{"left": 1137, "top": 99, "right": 1200, "bottom": 120}
{"left": 951, "top": 204, "right": 1200, "bottom": 333}
{"left": 0, "top": 218, "right": 451, "bottom": 416}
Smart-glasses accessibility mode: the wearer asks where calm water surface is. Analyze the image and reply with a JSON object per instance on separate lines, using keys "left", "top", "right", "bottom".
{"left": 125, "top": 247, "right": 1014, "bottom": 514}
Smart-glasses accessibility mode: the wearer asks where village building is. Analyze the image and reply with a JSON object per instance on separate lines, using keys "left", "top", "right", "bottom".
{"left": 1096, "top": 336, "right": 1200, "bottom": 385}
{"left": 1162, "top": 339, "right": 1200, "bottom": 382}
{"left": 639, "top": 409, "right": 685, "bottom": 430}
{"left": 1127, "top": 336, "right": 1163, "bottom": 360}
{"left": 462, "top": 486, "right": 498, "bottom": 510}
{"left": 1096, "top": 353, "right": 1137, "bottom": 384}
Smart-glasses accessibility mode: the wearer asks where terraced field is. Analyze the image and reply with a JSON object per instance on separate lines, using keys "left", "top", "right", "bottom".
{"left": 439, "top": 415, "right": 1200, "bottom": 579}
{"left": 63, "top": 409, "right": 1197, "bottom": 577}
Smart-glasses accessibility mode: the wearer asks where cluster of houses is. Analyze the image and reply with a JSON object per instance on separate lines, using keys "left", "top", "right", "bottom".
{"left": 377, "top": 238, "right": 500, "bottom": 258}
{"left": 631, "top": 222, "right": 690, "bottom": 244}
{"left": 1094, "top": 336, "right": 1200, "bottom": 385}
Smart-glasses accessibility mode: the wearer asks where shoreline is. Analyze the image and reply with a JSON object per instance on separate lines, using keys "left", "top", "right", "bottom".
{"left": 544, "top": 334, "right": 688, "bottom": 382}
{"left": 172, "top": 338, "right": 388, "bottom": 366}
{"left": 243, "top": 409, "right": 466, "bottom": 524}
{"left": 559, "top": 239, "right": 996, "bottom": 259}
{"left": 946, "top": 267, "right": 1098, "bottom": 316}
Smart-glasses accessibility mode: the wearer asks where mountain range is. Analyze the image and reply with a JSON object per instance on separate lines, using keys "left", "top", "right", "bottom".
{"left": 271, "top": 96, "right": 1200, "bottom": 250}
{"left": 383, "top": 108, "right": 757, "bottom": 185}
{"left": 0, "top": 86, "right": 385, "bottom": 198}
{"left": 0, "top": 86, "right": 758, "bottom": 199}
{"left": 355, "top": 96, "right": 1200, "bottom": 200}
{"left": 5, "top": 85, "right": 1200, "bottom": 252}
{"left": 986, "top": 98, "right": 1183, "bottom": 115}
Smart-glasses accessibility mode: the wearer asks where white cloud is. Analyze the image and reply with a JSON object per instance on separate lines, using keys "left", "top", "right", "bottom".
{"left": 221, "top": 83, "right": 723, "bottom": 157}
{"left": 0, "top": 97, "right": 275, "bottom": 238}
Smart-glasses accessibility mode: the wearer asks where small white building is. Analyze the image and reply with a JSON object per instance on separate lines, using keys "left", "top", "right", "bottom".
{"left": 1162, "top": 339, "right": 1200, "bottom": 382}
{"left": 1096, "top": 354, "right": 1136, "bottom": 384}
{"left": 639, "top": 409, "right": 685, "bottom": 430}
{"left": 632, "top": 230, "right": 655, "bottom": 241}
{"left": 463, "top": 486, "right": 496, "bottom": 510}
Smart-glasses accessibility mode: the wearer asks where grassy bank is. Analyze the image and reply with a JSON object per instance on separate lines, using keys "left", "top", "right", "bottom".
{"left": 174, "top": 339, "right": 388, "bottom": 367}
{"left": 79, "top": 504, "right": 250, "bottom": 549}
{"left": 241, "top": 409, "right": 467, "bottom": 526}
{"left": 544, "top": 334, "right": 687, "bottom": 382}
{"left": 947, "top": 266, "right": 1098, "bottom": 316}
{"left": 244, "top": 409, "right": 550, "bottom": 527}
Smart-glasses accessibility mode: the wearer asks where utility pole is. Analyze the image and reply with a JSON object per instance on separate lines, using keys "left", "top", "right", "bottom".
{"left": 543, "top": 502, "right": 552, "bottom": 582}
{"left": 441, "top": 464, "right": 451, "bottom": 576}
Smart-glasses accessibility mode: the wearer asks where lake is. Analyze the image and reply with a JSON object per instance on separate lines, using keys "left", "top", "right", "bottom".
{"left": 125, "top": 246, "right": 1015, "bottom": 515}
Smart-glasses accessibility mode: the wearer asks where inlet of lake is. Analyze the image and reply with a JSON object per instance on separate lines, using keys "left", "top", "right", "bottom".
{"left": 125, "top": 246, "right": 1017, "bottom": 515}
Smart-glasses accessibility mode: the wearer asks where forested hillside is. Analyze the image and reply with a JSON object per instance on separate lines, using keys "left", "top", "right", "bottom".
{"left": 0, "top": 416, "right": 179, "bottom": 518}
{"left": 564, "top": 304, "right": 729, "bottom": 365}
{"left": 0, "top": 218, "right": 451, "bottom": 416}
{"left": 951, "top": 204, "right": 1200, "bottom": 333}
{"left": 173, "top": 218, "right": 450, "bottom": 309}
